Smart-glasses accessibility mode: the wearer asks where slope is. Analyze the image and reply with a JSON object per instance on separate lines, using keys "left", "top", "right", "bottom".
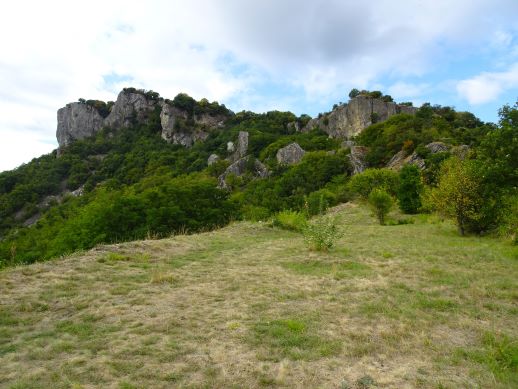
{"left": 1, "top": 203, "right": 517, "bottom": 388}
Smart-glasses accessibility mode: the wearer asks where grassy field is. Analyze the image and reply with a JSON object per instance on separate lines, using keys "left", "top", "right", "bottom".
{"left": 1, "top": 203, "right": 517, "bottom": 388}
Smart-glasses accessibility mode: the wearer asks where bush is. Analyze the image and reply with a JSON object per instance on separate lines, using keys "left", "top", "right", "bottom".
{"left": 368, "top": 188, "right": 394, "bottom": 225}
{"left": 242, "top": 205, "right": 270, "bottom": 222}
{"left": 398, "top": 164, "right": 423, "bottom": 214}
{"left": 348, "top": 168, "right": 400, "bottom": 199}
{"left": 303, "top": 216, "right": 342, "bottom": 251}
{"left": 272, "top": 210, "right": 307, "bottom": 232}
{"left": 305, "top": 189, "right": 336, "bottom": 216}
{"left": 430, "top": 158, "right": 490, "bottom": 235}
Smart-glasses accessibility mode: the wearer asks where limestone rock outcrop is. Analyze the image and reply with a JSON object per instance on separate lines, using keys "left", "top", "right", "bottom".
{"left": 387, "top": 142, "right": 452, "bottom": 170}
{"left": 160, "top": 101, "right": 228, "bottom": 147}
{"left": 207, "top": 154, "right": 220, "bottom": 166}
{"left": 56, "top": 103, "right": 104, "bottom": 147}
{"left": 57, "top": 88, "right": 230, "bottom": 149}
{"left": 276, "top": 142, "right": 305, "bottom": 165}
{"left": 104, "top": 90, "right": 158, "bottom": 129}
{"left": 349, "top": 146, "right": 369, "bottom": 175}
{"left": 303, "top": 96, "right": 417, "bottom": 139}
{"left": 218, "top": 157, "right": 269, "bottom": 189}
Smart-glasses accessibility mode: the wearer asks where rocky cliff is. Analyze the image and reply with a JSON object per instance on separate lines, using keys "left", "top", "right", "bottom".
{"left": 56, "top": 89, "right": 416, "bottom": 149}
{"left": 56, "top": 89, "right": 230, "bottom": 149}
{"left": 303, "top": 96, "right": 417, "bottom": 139}
{"left": 56, "top": 103, "right": 105, "bottom": 147}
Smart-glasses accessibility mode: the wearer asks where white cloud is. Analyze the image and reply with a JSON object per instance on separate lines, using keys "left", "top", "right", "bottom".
{"left": 1, "top": 0, "right": 518, "bottom": 170}
{"left": 456, "top": 63, "right": 518, "bottom": 105}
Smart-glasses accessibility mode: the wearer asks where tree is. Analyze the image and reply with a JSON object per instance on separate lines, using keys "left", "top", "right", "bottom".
{"left": 348, "top": 88, "right": 360, "bottom": 99}
{"left": 398, "top": 164, "right": 423, "bottom": 214}
{"left": 430, "top": 158, "right": 486, "bottom": 235}
{"left": 368, "top": 188, "right": 393, "bottom": 225}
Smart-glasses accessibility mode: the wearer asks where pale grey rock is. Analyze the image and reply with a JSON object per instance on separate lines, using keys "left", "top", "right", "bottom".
{"left": 104, "top": 90, "right": 158, "bottom": 129}
{"left": 237, "top": 131, "right": 249, "bottom": 159}
{"left": 218, "top": 156, "right": 269, "bottom": 189}
{"left": 194, "top": 112, "right": 227, "bottom": 128}
{"left": 207, "top": 154, "right": 220, "bottom": 166}
{"left": 302, "top": 96, "right": 417, "bottom": 139}
{"left": 387, "top": 150, "right": 408, "bottom": 170}
{"left": 276, "top": 142, "right": 306, "bottom": 165}
{"left": 405, "top": 152, "right": 426, "bottom": 170}
{"left": 287, "top": 121, "right": 301, "bottom": 132}
{"left": 227, "top": 141, "right": 235, "bottom": 153}
{"left": 56, "top": 102, "right": 104, "bottom": 148}
{"left": 349, "top": 146, "right": 369, "bottom": 175}
{"left": 426, "top": 142, "right": 449, "bottom": 154}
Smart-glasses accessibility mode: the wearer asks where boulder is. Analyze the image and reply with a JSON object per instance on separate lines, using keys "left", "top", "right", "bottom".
{"left": 218, "top": 157, "right": 269, "bottom": 189}
{"left": 276, "top": 142, "right": 306, "bottom": 165}
{"left": 207, "top": 154, "right": 220, "bottom": 166}
{"left": 426, "top": 142, "right": 449, "bottom": 154}
{"left": 386, "top": 150, "right": 407, "bottom": 170}
{"left": 227, "top": 141, "right": 235, "bottom": 153}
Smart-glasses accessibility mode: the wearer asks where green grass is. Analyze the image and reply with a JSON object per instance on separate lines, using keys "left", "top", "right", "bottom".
{"left": 0, "top": 202, "right": 517, "bottom": 388}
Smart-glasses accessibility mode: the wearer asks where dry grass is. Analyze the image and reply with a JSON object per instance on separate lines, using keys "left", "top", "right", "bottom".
{"left": 0, "top": 203, "right": 517, "bottom": 388}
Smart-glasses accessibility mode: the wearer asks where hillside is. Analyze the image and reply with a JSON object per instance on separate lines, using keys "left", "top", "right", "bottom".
{"left": 3, "top": 88, "right": 512, "bottom": 267}
{"left": 1, "top": 203, "right": 517, "bottom": 388}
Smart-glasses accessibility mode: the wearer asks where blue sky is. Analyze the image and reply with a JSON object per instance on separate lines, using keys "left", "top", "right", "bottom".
{"left": 0, "top": 0, "right": 517, "bottom": 172}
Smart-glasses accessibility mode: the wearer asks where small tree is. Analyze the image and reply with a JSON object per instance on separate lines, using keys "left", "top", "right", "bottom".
{"left": 398, "top": 164, "right": 423, "bottom": 214}
{"left": 348, "top": 88, "right": 360, "bottom": 99}
{"left": 368, "top": 188, "right": 393, "bottom": 225}
{"left": 430, "top": 158, "right": 485, "bottom": 235}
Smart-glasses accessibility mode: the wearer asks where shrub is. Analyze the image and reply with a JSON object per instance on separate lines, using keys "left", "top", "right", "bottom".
{"left": 242, "top": 205, "right": 270, "bottom": 222}
{"left": 348, "top": 168, "right": 400, "bottom": 199}
{"left": 368, "top": 188, "right": 394, "bottom": 225}
{"left": 305, "top": 189, "right": 336, "bottom": 216}
{"left": 499, "top": 194, "right": 518, "bottom": 244}
{"left": 272, "top": 210, "right": 307, "bottom": 232}
{"left": 303, "top": 216, "right": 342, "bottom": 251}
{"left": 398, "top": 164, "right": 423, "bottom": 214}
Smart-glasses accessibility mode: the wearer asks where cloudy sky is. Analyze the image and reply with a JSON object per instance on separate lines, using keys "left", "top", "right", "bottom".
{"left": 1, "top": 0, "right": 517, "bottom": 172}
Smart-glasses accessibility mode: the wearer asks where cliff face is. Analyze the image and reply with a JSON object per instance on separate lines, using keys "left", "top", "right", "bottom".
{"left": 57, "top": 89, "right": 230, "bottom": 149}
{"left": 56, "top": 103, "right": 104, "bottom": 147}
{"left": 56, "top": 90, "right": 417, "bottom": 149}
{"left": 303, "top": 96, "right": 417, "bottom": 139}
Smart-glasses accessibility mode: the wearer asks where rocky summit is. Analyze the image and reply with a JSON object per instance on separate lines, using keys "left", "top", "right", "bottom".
{"left": 56, "top": 89, "right": 418, "bottom": 149}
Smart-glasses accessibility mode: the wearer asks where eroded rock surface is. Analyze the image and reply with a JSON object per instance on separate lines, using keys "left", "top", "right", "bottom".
{"left": 303, "top": 96, "right": 417, "bottom": 139}
{"left": 276, "top": 142, "right": 305, "bottom": 165}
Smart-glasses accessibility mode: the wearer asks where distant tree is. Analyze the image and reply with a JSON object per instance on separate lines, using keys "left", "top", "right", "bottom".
{"left": 348, "top": 88, "right": 360, "bottom": 99}
{"left": 431, "top": 158, "right": 486, "bottom": 235}
{"left": 382, "top": 95, "right": 394, "bottom": 102}
{"left": 397, "top": 164, "right": 423, "bottom": 214}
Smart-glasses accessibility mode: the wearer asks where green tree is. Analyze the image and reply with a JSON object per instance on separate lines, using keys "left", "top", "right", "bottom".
{"left": 368, "top": 188, "right": 393, "bottom": 225}
{"left": 398, "top": 164, "right": 423, "bottom": 214}
{"left": 431, "top": 158, "right": 486, "bottom": 235}
{"left": 348, "top": 88, "right": 360, "bottom": 99}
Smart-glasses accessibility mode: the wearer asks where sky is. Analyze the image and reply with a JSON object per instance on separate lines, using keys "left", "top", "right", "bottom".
{"left": 1, "top": 0, "right": 517, "bottom": 172}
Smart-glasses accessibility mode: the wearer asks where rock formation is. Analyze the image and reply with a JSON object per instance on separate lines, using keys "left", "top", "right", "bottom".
{"left": 228, "top": 131, "right": 249, "bottom": 162}
{"left": 57, "top": 89, "right": 230, "bottom": 149}
{"left": 387, "top": 142, "right": 451, "bottom": 170}
{"left": 276, "top": 142, "right": 305, "bottom": 165}
{"left": 348, "top": 146, "right": 369, "bottom": 175}
{"left": 218, "top": 157, "right": 269, "bottom": 189}
{"left": 56, "top": 103, "right": 104, "bottom": 147}
{"left": 104, "top": 90, "right": 158, "bottom": 129}
{"left": 303, "top": 96, "right": 417, "bottom": 139}
{"left": 207, "top": 154, "right": 220, "bottom": 166}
